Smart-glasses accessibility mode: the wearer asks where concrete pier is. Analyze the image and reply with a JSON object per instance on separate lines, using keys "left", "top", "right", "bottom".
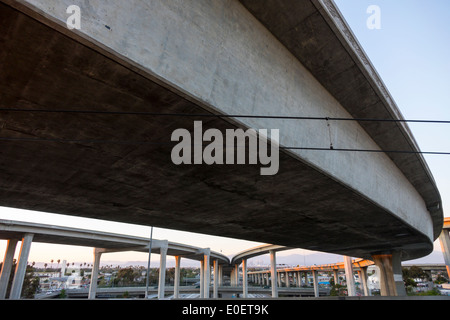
{"left": 202, "top": 249, "right": 210, "bottom": 299}
{"left": 88, "top": 249, "right": 102, "bottom": 300}
{"left": 439, "top": 219, "right": 450, "bottom": 278}
{"left": 174, "top": 256, "right": 181, "bottom": 299}
{"left": 371, "top": 252, "right": 406, "bottom": 296}
{"left": 344, "top": 256, "right": 356, "bottom": 296}
{"left": 10, "top": 234, "right": 34, "bottom": 299}
{"left": 0, "top": 239, "right": 18, "bottom": 299}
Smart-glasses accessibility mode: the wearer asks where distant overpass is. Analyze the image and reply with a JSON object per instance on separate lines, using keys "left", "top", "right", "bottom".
{"left": 0, "top": 219, "right": 228, "bottom": 299}
{"left": 229, "top": 244, "right": 375, "bottom": 298}
{"left": 229, "top": 226, "right": 450, "bottom": 299}
{"left": 0, "top": 0, "right": 444, "bottom": 299}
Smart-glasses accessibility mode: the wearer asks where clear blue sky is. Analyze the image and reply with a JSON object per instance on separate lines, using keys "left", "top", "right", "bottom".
{"left": 0, "top": 1, "right": 448, "bottom": 266}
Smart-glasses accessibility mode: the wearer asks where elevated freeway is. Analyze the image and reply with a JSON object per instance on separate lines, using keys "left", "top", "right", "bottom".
{"left": 0, "top": 219, "right": 229, "bottom": 299}
{"left": 0, "top": 0, "right": 444, "bottom": 298}
{"left": 229, "top": 229, "right": 450, "bottom": 298}
{"left": 1, "top": 219, "right": 450, "bottom": 299}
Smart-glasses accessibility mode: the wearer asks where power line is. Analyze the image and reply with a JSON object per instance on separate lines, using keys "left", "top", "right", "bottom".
{"left": 1, "top": 108, "right": 449, "bottom": 154}
{"left": 0, "top": 108, "right": 450, "bottom": 124}
{"left": 1, "top": 136, "right": 449, "bottom": 155}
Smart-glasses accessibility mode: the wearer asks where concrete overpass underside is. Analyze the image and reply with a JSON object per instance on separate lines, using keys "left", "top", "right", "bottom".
{"left": 0, "top": 1, "right": 441, "bottom": 262}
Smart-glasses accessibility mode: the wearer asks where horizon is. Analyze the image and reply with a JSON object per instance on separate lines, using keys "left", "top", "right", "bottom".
{"left": 15, "top": 248, "right": 447, "bottom": 270}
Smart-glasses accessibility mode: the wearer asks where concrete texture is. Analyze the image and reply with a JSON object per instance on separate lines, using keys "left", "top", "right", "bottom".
{"left": 238, "top": 0, "right": 443, "bottom": 238}
{"left": 0, "top": 1, "right": 443, "bottom": 261}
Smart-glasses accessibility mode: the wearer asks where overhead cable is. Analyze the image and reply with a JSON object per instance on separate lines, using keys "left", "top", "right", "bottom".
{"left": 0, "top": 108, "right": 449, "bottom": 124}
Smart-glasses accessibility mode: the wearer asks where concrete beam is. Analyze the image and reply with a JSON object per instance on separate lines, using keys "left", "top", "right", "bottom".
{"left": 231, "top": 245, "right": 291, "bottom": 267}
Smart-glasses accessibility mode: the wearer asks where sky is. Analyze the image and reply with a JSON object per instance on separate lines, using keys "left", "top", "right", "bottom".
{"left": 0, "top": 0, "right": 449, "bottom": 268}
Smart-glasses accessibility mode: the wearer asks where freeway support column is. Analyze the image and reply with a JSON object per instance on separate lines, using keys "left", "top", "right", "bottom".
{"left": 0, "top": 239, "right": 18, "bottom": 299}
{"left": 0, "top": 239, "right": 18, "bottom": 300}
{"left": 203, "top": 249, "right": 210, "bottom": 299}
{"left": 213, "top": 259, "right": 219, "bottom": 298}
{"left": 344, "top": 256, "right": 356, "bottom": 296}
{"left": 312, "top": 270, "right": 319, "bottom": 297}
{"left": 242, "top": 259, "right": 248, "bottom": 298}
{"left": 439, "top": 227, "right": 450, "bottom": 279}
{"left": 230, "top": 267, "right": 234, "bottom": 286}
{"left": 218, "top": 264, "right": 223, "bottom": 286}
{"left": 174, "top": 256, "right": 181, "bottom": 299}
{"left": 269, "top": 250, "right": 278, "bottom": 298}
{"left": 10, "top": 234, "right": 33, "bottom": 299}
{"left": 158, "top": 242, "right": 168, "bottom": 299}
{"left": 333, "top": 270, "right": 339, "bottom": 285}
{"left": 88, "top": 248, "right": 102, "bottom": 300}
{"left": 372, "top": 252, "right": 406, "bottom": 296}
{"left": 200, "top": 260, "right": 204, "bottom": 298}
{"left": 358, "top": 267, "right": 370, "bottom": 296}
